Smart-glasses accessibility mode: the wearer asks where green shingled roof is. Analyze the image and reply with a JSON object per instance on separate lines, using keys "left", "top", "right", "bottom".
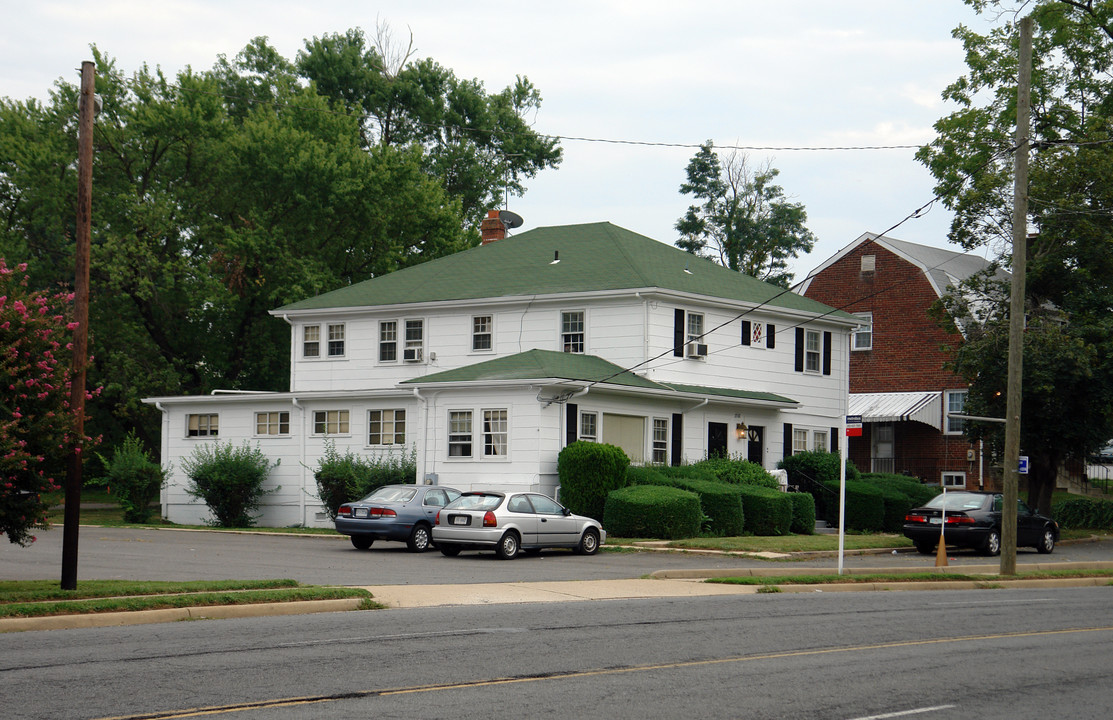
{"left": 400, "top": 349, "right": 665, "bottom": 389}
{"left": 277, "top": 222, "right": 845, "bottom": 316}
{"left": 400, "top": 349, "right": 798, "bottom": 406}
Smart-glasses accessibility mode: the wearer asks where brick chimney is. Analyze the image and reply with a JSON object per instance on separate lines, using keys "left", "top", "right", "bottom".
{"left": 480, "top": 209, "right": 506, "bottom": 244}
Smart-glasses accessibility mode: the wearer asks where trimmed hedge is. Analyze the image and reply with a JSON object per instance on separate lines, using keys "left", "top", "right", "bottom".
{"left": 738, "top": 485, "right": 793, "bottom": 536}
{"left": 860, "top": 473, "right": 939, "bottom": 508}
{"left": 822, "top": 479, "right": 885, "bottom": 531}
{"left": 558, "top": 442, "right": 630, "bottom": 522}
{"left": 603, "top": 485, "right": 701, "bottom": 539}
{"left": 1053, "top": 497, "right": 1113, "bottom": 530}
{"left": 779, "top": 451, "right": 861, "bottom": 521}
{"left": 626, "top": 466, "right": 744, "bottom": 536}
{"left": 787, "top": 491, "right": 816, "bottom": 535}
{"left": 688, "top": 457, "right": 779, "bottom": 489}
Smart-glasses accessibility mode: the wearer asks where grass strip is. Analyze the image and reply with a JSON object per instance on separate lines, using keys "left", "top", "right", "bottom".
{"left": 707, "top": 569, "right": 1113, "bottom": 586}
{"left": 0, "top": 586, "right": 379, "bottom": 618}
{"left": 0, "top": 579, "right": 301, "bottom": 604}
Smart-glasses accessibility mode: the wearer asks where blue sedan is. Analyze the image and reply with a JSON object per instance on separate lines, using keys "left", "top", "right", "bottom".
{"left": 336, "top": 484, "right": 461, "bottom": 552}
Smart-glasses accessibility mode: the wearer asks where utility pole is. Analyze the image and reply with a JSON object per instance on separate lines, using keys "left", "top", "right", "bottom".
{"left": 62, "top": 60, "right": 95, "bottom": 591}
{"left": 1002, "top": 17, "right": 1032, "bottom": 576}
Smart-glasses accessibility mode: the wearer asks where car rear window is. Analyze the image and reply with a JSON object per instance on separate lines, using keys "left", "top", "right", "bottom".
{"left": 446, "top": 493, "right": 503, "bottom": 510}
{"left": 924, "top": 493, "right": 986, "bottom": 511}
{"left": 363, "top": 486, "right": 418, "bottom": 504}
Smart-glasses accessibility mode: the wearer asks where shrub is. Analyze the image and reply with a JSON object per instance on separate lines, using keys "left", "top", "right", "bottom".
{"left": 738, "top": 485, "right": 793, "bottom": 535}
{"left": 822, "top": 479, "right": 885, "bottom": 531}
{"left": 313, "top": 441, "right": 417, "bottom": 520}
{"left": 603, "top": 484, "right": 701, "bottom": 539}
{"left": 96, "top": 433, "right": 168, "bottom": 523}
{"left": 860, "top": 473, "right": 939, "bottom": 507}
{"left": 787, "top": 491, "right": 816, "bottom": 534}
{"left": 558, "top": 441, "right": 630, "bottom": 521}
{"left": 779, "top": 451, "right": 861, "bottom": 519}
{"left": 628, "top": 466, "right": 744, "bottom": 536}
{"left": 690, "top": 456, "right": 779, "bottom": 488}
{"left": 1053, "top": 497, "right": 1113, "bottom": 530}
{"left": 181, "top": 440, "right": 279, "bottom": 527}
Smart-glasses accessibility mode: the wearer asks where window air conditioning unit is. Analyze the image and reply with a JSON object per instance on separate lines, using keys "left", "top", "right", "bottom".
{"left": 403, "top": 348, "right": 423, "bottom": 363}
{"left": 686, "top": 342, "right": 707, "bottom": 358}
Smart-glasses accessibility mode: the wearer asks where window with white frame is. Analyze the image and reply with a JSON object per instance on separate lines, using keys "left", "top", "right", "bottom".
{"left": 812, "top": 430, "right": 829, "bottom": 453}
{"left": 187, "top": 414, "right": 218, "bottom": 437}
{"left": 303, "top": 325, "right": 320, "bottom": 358}
{"left": 404, "top": 319, "right": 424, "bottom": 361}
{"left": 255, "top": 411, "right": 289, "bottom": 436}
{"left": 368, "top": 409, "right": 405, "bottom": 446}
{"left": 483, "top": 409, "right": 508, "bottom": 457}
{"left": 327, "top": 323, "right": 345, "bottom": 357}
{"left": 687, "top": 312, "right": 704, "bottom": 344}
{"left": 852, "top": 313, "right": 873, "bottom": 351}
{"left": 379, "top": 321, "right": 397, "bottom": 362}
{"left": 448, "top": 411, "right": 472, "bottom": 457}
{"left": 472, "top": 315, "right": 493, "bottom": 352}
{"left": 945, "top": 390, "right": 967, "bottom": 434}
{"left": 652, "top": 418, "right": 668, "bottom": 464}
{"left": 792, "top": 428, "right": 809, "bottom": 455}
{"left": 804, "top": 329, "right": 822, "bottom": 372}
{"left": 313, "top": 410, "right": 349, "bottom": 435}
{"left": 561, "top": 311, "right": 584, "bottom": 353}
{"left": 580, "top": 412, "right": 597, "bottom": 442}
{"left": 942, "top": 472, "right": 966, "bottom": 489}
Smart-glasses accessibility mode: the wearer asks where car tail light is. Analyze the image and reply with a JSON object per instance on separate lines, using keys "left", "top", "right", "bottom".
{"left": 945, "top": 514, "right": 975, "bottom": 525}
{"left": 435, "top": 510, "right": 441, "bottom": 526}
{"left": 905, "top": 513, "right": 927, "bottom": 523}
{"left": 483, "top": 511, "right": 497, "bottom": 527}
{"left": 338, "top": 505, "right": 352, "bottom": 517}
{"left": 366, "top": 507, "right": 398, "bottom": 519}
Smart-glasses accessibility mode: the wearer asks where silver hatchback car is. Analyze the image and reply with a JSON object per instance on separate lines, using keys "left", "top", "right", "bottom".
{"left": 432, "top": 491, "right": 605, "bottom": 560}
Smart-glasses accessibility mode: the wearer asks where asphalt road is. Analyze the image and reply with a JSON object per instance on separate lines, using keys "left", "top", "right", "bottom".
{"left": 4, "top": 585, "right": 1112, "bottom": 719}
{"left": 4, "top": 526, "right": 1113, "bottom": 586}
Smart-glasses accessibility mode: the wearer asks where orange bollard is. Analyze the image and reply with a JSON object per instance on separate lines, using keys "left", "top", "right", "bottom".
{"left": 935, "top": 531, "right": 948, "bottom": 567}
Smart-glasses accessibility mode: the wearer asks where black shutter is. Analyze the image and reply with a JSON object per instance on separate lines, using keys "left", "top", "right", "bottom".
{"left": 741, "top": 320, "right": 751, "bottom": 346}
{"left": 674, "top": 309, "right": 685, "bottom": 357}
{"left": 783, "top": 423, "right": 793, "bottom": 460}
{"left": 830, "top": 427, "right": 839, "bottom": 453}
{"left": 767, "top": 324, "right": 775, "bottom": 349}
{"left": 794, "top": 328, "right": 805, "bottom": 372}
{"left": 823, "top": 331, "right": 832, "bottom": 375}
{"left": 566, "top": 403, "right": 578, "bottom": 446}
{"left": 671, "top": 413, "right": 683, "bottom": 467}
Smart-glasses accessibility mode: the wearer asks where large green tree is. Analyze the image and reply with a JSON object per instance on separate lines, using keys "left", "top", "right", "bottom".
{"left": 918, "top": 0, "right": 1113, "bottom": 513}
{"left": 675, "top": 142, "right": 816, "bottom": 288}
{"left": 296, "top": 26, "right": 563, "bottom": 232}
{"left": 0, "top": 31, "right": 550, "bottom": 453}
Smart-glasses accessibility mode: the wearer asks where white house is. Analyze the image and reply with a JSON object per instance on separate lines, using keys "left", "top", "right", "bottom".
{"left": 145, "top": 220, "right": 857, "bottom": 527}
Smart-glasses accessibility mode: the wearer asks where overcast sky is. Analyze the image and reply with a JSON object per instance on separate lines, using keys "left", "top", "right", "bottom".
{"left": 2, "top": 0, "right": 997, "bottom": 283}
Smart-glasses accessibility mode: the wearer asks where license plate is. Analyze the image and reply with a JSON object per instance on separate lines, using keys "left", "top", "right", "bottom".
{"left": 451, "top": 515, "right": 470, "bottom": 526}
{"left": 354, "top": 508, "right": 369, "bottom": 518}
{"left": 929, "top": 517, "right": 942, "bottom": 525}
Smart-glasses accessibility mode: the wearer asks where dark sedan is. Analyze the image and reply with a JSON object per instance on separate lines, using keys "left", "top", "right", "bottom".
{"left": 336, "top": 484, "right": 460, "bottom": 552}
{"left": 903, "top": 490, "right": 1059, "bottom": 556}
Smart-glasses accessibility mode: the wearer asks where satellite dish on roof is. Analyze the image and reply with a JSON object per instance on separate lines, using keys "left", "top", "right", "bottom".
{"left": 499, "top": 210, "right": 524, "bottom": 229}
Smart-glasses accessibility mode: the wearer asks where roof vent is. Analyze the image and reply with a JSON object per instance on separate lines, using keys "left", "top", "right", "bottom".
{"left": 860, "top": 254, "right": 876, "bottom": 273}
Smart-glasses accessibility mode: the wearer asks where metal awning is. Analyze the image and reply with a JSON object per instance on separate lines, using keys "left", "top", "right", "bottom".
{"left": 848, "top": 391, "right": 942, "bottom": 430}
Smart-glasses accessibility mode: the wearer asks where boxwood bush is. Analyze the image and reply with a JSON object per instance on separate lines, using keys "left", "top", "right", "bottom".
{"left": 860, "top": 472, "right": 939, "bottom": 508}
{"left": 787, "top": 491, "right": 816, "bottom": 535}
{"left": 822, "top": 479, "right": 885, "bottom": 531}
{"left": 603, "top": 484, "right": 701, "bottom": 539}
{"left": 626, "top": 466, "right": 743, "bottom": 536}
{"left": 780, "top": 451, "right": 862, "bottom": 520}
{"left": 737, "top": 485, "right": 793, "bottom": 536}
{"left": 689, "top": 456, "right": 779, "bottom": 488}
{"left": 1053, "top": 497, "right": 1113, "bottom": 529}
{"left": 558, "top": 442, "right": 630, "bottom": 521}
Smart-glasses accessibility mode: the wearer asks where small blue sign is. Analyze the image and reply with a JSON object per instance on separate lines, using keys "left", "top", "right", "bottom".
{"left": 1019, "top": 456, "right": 1029, "bottom": 474}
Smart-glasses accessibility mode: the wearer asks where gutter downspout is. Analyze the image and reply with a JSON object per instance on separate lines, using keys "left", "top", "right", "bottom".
{"left": 413, "top": 388, "right": 431, "bottom": 484}
{"left": 292, "top": 397, "right": 306, "bottom": 525}
{"left": 155, "top": 402, "right": 168, "bottom": 519}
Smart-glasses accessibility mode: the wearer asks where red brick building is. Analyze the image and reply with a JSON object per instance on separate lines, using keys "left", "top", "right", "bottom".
{"left": 797, "top": 232, "right": 1004, "bottom": 490}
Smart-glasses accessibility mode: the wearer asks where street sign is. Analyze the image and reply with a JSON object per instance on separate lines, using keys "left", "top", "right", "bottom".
{"left": 845, "top": 414, "right": 862, "bottom": 437}
{"left": 1019, "top": 456, "right": 1029, "bottom": 474}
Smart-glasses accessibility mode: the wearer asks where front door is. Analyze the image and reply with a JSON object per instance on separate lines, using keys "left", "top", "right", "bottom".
{"left": 747, "top": 426, "right": 764, "bottom": 465}
{"left": 708, "top": 422, "right": 728, "bottom": 458}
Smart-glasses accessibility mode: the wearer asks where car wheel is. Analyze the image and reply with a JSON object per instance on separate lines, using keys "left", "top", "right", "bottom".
{"left": 982, "top": 529, "right": 1001, "bottom": 556}
{"left": 407, "top": 524, "right": 432, "bottom": 553}
{"left": 495, "top": 531, "right": 520, "bottom": 560}
{"left": 914, "top": 540, "right": 935, "bottom": 555}
{"left": 575, "top": 528, "right": 600, "bottom": 555}
{"left": 439, "top": 545, "right": 461, "bottom": 557}
{"left": 350, "top": 535, "right": 374, "bottom": 550}
{"left": 1036, "top": 527, "right": 1056, "bottom": 554}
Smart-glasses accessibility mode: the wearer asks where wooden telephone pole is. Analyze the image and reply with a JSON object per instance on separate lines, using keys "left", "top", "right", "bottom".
{"left": 1001, "top": 17, "right": 1032, "bottom": 576}
{"left": 61, "top": 60, "right": 95, "bottom": 590}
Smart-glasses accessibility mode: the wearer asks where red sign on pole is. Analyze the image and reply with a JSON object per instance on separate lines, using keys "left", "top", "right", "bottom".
{"left": 845, "top": 415, "right": 862, "bottom": 437}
